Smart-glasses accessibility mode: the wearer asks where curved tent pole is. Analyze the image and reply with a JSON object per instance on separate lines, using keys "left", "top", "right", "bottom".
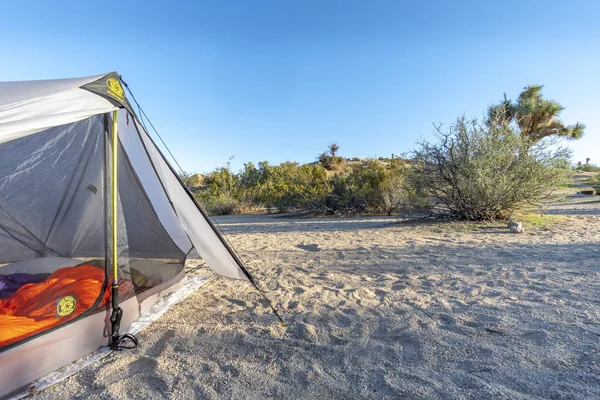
{"left": 108, "top": 110, "right": 138, "bottom": 350}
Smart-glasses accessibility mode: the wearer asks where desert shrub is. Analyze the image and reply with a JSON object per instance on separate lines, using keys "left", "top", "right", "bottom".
{"left": 318, "top": 142, "right": 345, "bottom": 171}
{"left": 196, "top": 156, "right": 420, "bottom": 216}
{"left": 412, "top": 116, "right": 570, "bottom": 220}
{"left": 195, "top": 161, "right": 330, "bottom": 214}
{"left": 195, "top": 148, "right": 424, "bottom": 215}
{"left": 322, "top": 159, "right": 413, "bottom": 215}
{"left": 195, "top": 164, "right": 243, "bottom": 215}
{"left": 202, "top": 165, "right": 237, "bottom": 194}
{"left": 258, "top": 162, "right": 330, "bottom": 212}
{"left": 196, "top": 162, "right": 263, "bottom": 213}
{"left": 576, "top": 163, "right": 600, "bottom": 172}
{"left": 549, "top": 156, "right": 572, "bottom": 170}
{"left": 200, "top": 193, "right": 240, "bottom": 215}
{"left": 318, "top": 153, "right": 345, "bottom": 171}
{"left": 235, "top": 162, "right": 266, "bottom": 205}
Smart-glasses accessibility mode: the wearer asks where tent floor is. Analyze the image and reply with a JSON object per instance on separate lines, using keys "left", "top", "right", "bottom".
{"left": 0, "top": 269, "right": 187, "bottom": 399}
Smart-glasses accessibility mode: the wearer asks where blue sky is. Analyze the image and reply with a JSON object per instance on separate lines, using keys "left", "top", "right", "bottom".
{"left": 1, "top": 1, "right": 599, "bottom": 173}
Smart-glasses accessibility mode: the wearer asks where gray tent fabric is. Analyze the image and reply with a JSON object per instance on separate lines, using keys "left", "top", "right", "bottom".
{"left": 133, "top": 116, "right": 250, "bottom": 281}
{"left": 0, "top": 74, "right": 116, "bottom": 144}
{"left": 0, "top": 72, "right": 256, "bottom": 398}
{"left": 118, "top": 114, "right": 193, "bottom": 255}
{"left": 0, "top": 75, "right": 105, "bottom": 106}
{"left": 0, "top": 72, "right": 251, "bottom": 281}
{"left": 0, "top": 115, "right": 107, "bottom": 261}
{"left": 0, "top": 113, "right": 184, "bottom": 268}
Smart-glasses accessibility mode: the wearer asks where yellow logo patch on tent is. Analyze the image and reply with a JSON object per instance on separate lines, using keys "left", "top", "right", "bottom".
{"left": 106, "top": 78, "right": 125, "bottom": 102}
{"left": 56, "top": 295, "right": 77, "bottom": 317}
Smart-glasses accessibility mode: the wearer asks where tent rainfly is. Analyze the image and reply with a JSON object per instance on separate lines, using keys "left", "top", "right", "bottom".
{"left": 0, "top": 72, "right": 257, "bottom": 397}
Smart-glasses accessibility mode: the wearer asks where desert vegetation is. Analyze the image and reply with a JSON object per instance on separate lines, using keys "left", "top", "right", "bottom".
{"left": 187, "top": 86, "right": 583, "bottom": 221}
{"left": 588, "top": 173, "right": 600, "bottom": 190}
{"left": 412, "top": 116, "right": 570, "bottom": 220}
{"left": 575, "top": 161, "right": 600, "bottom": 173}
{"left": 487, "top": 85, "right": 585, "bottom": 143}
{"left": 190, "top": 156, "right": 415, "bottom": 216}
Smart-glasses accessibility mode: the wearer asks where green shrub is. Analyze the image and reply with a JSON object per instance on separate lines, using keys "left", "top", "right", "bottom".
{"left": 317, "top": 142, "right": 345, "bottom": 171}
{"left": 258, "top": 162, "right": 330, "bottom": 212}
{"left": 195, "top": 161, "right": 331, "bottom": 215}
{"left": 194, "top": 164, "right": 244, "bottom": 215}
{"left": 412, "top": 116, "right": 570, "bottom": 220}
{"left": 201, "top": 194, "right": 240, "bottom": 215}
{"left": 576, "top": 163, "right": 600, "bottom": 173}
{"left": 194, "top": 155, "right": 420, "bottom": 216}
{"left": 318, "top": 153, "right": 345, "bottom": 171}
{"left": 202, "top": 166, "right": 237, "bottom": 196}
{"left": 322, "top": 159, "right": 413, "bottom": 215}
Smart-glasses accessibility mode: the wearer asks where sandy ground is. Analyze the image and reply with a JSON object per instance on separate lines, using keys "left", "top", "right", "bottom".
{"left": 34, "top": 179, "right": 600, "bottom": 399}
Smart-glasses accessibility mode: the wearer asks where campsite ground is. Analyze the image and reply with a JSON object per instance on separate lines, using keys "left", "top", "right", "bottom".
{"left": 36, "top": 176, "right": 600, "bottom": 399}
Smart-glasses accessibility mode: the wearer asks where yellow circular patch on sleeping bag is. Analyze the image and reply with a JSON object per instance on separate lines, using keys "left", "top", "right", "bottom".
{"left": 56, "top": 295, "right": 77, "bottom": 317}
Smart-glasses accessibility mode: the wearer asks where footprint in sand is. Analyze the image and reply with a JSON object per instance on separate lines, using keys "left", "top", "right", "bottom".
{"left": 296, "top": 243, "right": 321, "bottom": 252}
{"left": 398, "top": 335, "right": 423, "bottom": 363}
{"left": 219, "top": 364, "right": 240, "bottom": 377}
{"left": 521, "top": 330, "right": 548, "bottom": 344}
{"left": 341, "top": 307, "right": 357, "bottom": 316}
{"left": 391, "top": 280, "right": 408, "bottom": 291}
{"left": 224, "top": 297, "right": 249, "bottom": 307}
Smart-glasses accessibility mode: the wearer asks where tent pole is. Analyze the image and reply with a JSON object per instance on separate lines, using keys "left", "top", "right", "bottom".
{"left": 111, "top": 109, "right": 118, "bottom": 301}
{"left": 109, "top": 110, "right": 121, "bottom": 348}
{"left": 109, "top": 110, "right": 138, "bottom": 350}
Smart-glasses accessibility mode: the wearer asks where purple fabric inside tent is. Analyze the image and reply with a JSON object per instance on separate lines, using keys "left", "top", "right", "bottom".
{"left": 0, "top": 273, "right": 49, "bottom": 298}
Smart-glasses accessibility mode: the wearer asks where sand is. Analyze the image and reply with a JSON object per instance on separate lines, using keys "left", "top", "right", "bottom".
{"left": 33, "top": 184, "right": 600, "bottom": 399}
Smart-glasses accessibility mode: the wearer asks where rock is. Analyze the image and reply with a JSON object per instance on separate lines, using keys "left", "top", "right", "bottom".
{"left": 508, "top": 220, "right": 525, "bottom": 234}
{"left": 580, "top": 189, "right": 596, "bottom": 195}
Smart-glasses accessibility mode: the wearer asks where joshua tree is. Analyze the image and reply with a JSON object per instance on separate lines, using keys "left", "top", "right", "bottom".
{"left": 488, "top": 85, "right": 585, "bottom": 143}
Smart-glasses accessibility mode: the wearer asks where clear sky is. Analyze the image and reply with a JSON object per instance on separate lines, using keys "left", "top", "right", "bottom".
{"left": 1, "top": 1, "right": 599, "bottom": 173}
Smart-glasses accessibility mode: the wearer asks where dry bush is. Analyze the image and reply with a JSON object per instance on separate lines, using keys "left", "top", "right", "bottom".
{"left": 317, "top": 159, "right": 415, "bottom": 215}
{"left": 412, "top": 117, "right": 570, "bottom": 220}
{"left": 201, "top": 194, "right": 240, "bottom": 215}
{"left": 318, "top": 153, "right": 345, "bottom": 171}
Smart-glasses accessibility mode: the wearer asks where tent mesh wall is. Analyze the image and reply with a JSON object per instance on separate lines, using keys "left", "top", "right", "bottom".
{"left": 115, "top": 119, "right": 186, "bottom": 289}
{"left": 0, "top": 113, "right": 185, "bottom": 351}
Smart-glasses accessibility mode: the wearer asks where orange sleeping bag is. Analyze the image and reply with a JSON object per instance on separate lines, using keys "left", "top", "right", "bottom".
{"left": 0, "top": 264, "right": 133, "bottom": 348}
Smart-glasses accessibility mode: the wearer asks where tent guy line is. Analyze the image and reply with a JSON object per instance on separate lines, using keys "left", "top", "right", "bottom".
{"left": 122, "top": 76, "right": 285, "bottom": 327}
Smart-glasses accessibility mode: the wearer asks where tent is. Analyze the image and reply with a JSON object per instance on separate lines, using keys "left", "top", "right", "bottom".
{"left": 0, "top": 72, "right": 256, "bottom": 397}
